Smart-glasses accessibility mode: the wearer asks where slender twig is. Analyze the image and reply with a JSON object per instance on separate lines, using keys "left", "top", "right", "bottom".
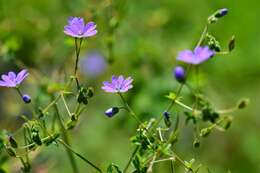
{"left": 54, "top": 102, "right": 79, "bottom": 173}
{"left": 60, "top": 92, "right": 72, "bottom": 118}
{"left": 58, "top": 139, "right": 103, "bottom": 173}
{"left": 152, "top": 157, "right": 175, "bottom": 164}
{"left": 123, "top": 146, "right": 139, "bottom": 173}
{"left": 74, "top": 38, "right": 83, "bottom": 89}
{"left": 170, "top": 160, "right": 175, "bottom": 173}
{"left": 196, "top": 25, "right": 208, "bottom": 48}
{"left": 118, "top": 93, "right": 143, "bottom": 125}
{"left": 172, "top": 152, "right": 194, "bottom": 173}
{"left": 147, "top": 153, "right": 157, "bottom": 173}
{"left": 42, "top": 94, "right": 61, "bottom": 114}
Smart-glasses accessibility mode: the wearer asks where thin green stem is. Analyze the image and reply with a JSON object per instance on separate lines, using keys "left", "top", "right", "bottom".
{"left": 123, "top": 146, "right": 139, "bottom": 173}
{"left": 147, "top": 153, "right": 157, "bottom": 173}
{"left": 196, "top": 25, "right": 208, "bottom": 48}
{"left": 74, "top": 38, "right": 83, "bottom": 89}
{"left": 172, "top": 152, "right": 194, "bottom": 173}
{"left": 54, "top": 102, "right": 79, "bottom": 173}
{"left": 151, "top": 157, "right": 175, "bottom": 164}
{"left": 58, "top": 139, "right": 103, "bottom": 173}
{"left": 42, "top": 94, "right": 61, "bottom": 114}
{"left": 118, "top": 93, "right": 143, "bottom": 125}
{"left": 16, "top": 87, "right": 23, "bottom": 98}
{"left": 170, "top": 160, "right": 175, "bottom": 173}
{"left": 61, "top": 92, "right": 72, "bottom": 118}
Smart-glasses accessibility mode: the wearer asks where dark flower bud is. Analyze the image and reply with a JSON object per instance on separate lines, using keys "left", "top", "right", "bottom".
{"left": 66, "top": 120, "right": 77, "bottom": 130}
{"left": 228, "top": 36, "right": 235, "bottom": 52}
{"left": 237, "top": 98, "right": 250, "bottom": 109}
{"left": 208, "top": 8, "right": 228, "bottom": 24}
{"left": 6, "top": 147, "right": 16, "bottom": 157}
{"left": 31, "top": 128, "right": 42, "bottom": 145}
{"left": 200, "top": 127, "right": 212, "bottom": 137}
{"left": 174, "top": 66, "right": 186, "bottom": 83}
{"left": 163, "top": 111, "right": 171, "bottom": 127}
{"left": 105, "top": 107, "right": 119, "bottom": 118}
{"left": 87, "top": 87, "right": 94, "bottom": 98}
{"left": 193, "top": 138, "right": 200, "bottom": 148}
{"left": 215, "top": 8, "right": 229, "bottom": 18}
{"left": 22, "top": 94, "right": 31, "bottom": 104}
{"left": 224, "top": 117, "right": 233, "bottom": 130}
{"left": 8, "top": 136, "right": 18, "bottom": 148}
{"left": 206, "top": 34, "right": 221, "bottom": 52}
{"left": 77, "top": 87, "right": 89, "bottom": 105}
{"left": 44, "top": 133, "right": 60, "bottom": 146}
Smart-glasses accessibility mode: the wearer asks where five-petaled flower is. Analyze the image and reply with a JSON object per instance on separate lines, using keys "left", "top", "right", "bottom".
{"left": 64, "top": 17, "right": 97, "bottom": 38}
{"left": 102, "top": 75, "right": 133, "bottom": 93}
{"left": 0, "top": 70, "right": 29, "bottom": 88}
{"left": 177, "top": 46, "right": 215, "bottom": 65}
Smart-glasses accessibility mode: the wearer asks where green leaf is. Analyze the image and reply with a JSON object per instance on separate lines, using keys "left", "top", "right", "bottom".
{"left": 165, "top": 92, "right": 177, "bottom": 101}
{"left": 106, "top": 163, "right": 122, "bottom": 173}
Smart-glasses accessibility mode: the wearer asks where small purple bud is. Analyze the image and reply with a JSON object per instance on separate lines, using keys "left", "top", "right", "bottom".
{"left": 163, "top": 111, "right": 170, "bottom": 119}
{"left": 163, "top": 111, "right": 171, "bottom": 127}
{"left": 215, "top": 8, "right": 228, "bottom": 18}
{"left": 105, "top": 107, "right": 119, "bottom": 118}
{"left": 22, "top": 94, "right": 31, "bottom": 104}
{"left": 174, "top": 66, "right": 186, "bottom": 83}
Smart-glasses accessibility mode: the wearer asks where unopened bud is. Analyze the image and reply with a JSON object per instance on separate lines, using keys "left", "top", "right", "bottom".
{"left": 228, "top": 36, "right": 235, "bottom": 52}
{"left": 193, "top": 138, "right": 200, "bottom": 148}
{"left": 6, "top": 147, "right": 16, "bottom": 157}
{"left": 237, "top": 98, "right": 250, "bottom": 109}
{"left": 200, "top": 127, "right": 212, "bottom": 137}
{"left": 215, "top": 8, "right": 228, "bottom": 18}
{"left": 105, "top": 107, "right": 119, "bottom": 118}
{"left": 22, "top": 94, "right": 31, "bottom": 104}
{"left": 87, "top": 87, "right": 94, "bottom": 98}
{"left": 8, "top": 136, "right": 18, "bottom": 148}
{"left": 163, "top": 111, "right": 171, "bottom": 127}
{"left": 174, "top": 66, "right": 186, "bottom": 83}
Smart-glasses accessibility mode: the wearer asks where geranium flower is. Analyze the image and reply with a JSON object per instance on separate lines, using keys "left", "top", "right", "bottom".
{"left": 177, "top": 46, "right": 215, "bottom": 65}
{"left": 0, "top": 70, "right": 29, "bottom": 88}
{"left": 64, "top": 17, "right": 97, "bottom": 38}
{"left": 102, "top": 75, "right": 133, "bottom": 93}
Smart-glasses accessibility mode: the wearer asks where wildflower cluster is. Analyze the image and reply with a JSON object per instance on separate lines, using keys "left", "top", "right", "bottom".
{"left": 0, "top": 7, "right": 248, "bottom": 173}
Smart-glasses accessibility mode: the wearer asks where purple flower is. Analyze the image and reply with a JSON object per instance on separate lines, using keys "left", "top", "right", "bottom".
{"left": 80, "top": 51, "right": 107, "bottom": 77}
{"left": 64, "top": 17, "right": 97, "bottom": 38}
{"left": 0, "top": 70, "right": 29, "bottom": 88}
{"left": 102, "top": 75, "right": 133, "bottom": 93}
{"left": 177, "top": 46, "right": 215, "bottom": 65}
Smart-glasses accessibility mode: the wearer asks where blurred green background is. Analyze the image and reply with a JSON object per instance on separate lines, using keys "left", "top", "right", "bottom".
{"left": 0, "top": 0, "right": 260, "bottom": 172}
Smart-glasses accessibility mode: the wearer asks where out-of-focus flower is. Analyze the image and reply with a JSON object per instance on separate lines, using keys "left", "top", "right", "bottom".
{"left": 0, "top": 69, "right": 29, "bottom": 88}
{"left": 177, "top": 46, "right": 215, "bottom": 65}
{"left": 22, "top": 94, "right": 31, "bottom": 104}
{"left": 64, "top": 17, "right": 97, "bottom": 38}
{"left": 104, "top": 107, "right": 119, "bottom": 117}
{"left": 80, "top": 52, "right": 107, "bottom": 77}
{"left": 102, "top": 75, "right": 133, "bottom": 93}
{"left": 174, "top": 66, "right": 186, "bottom": 83}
